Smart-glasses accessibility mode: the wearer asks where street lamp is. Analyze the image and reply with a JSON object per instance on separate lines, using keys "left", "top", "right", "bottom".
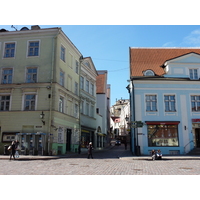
{"left": 40, "top": 111, "right": 45, "bottom": 125}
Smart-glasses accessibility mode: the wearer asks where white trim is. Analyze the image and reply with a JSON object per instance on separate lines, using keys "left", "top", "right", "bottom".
{"left": 22, "top": 92, "right": 38, "bottom": 111}
{"left": 2, "top": 41, "right": 17, "bottom": 59}
{"left": 26, "top": 39, "right": 41, "bottom": 58}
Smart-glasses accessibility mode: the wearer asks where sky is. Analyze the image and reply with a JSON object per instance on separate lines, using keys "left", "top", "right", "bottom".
{"left": 1, "top": 25, "right": 200, "bottom": 106}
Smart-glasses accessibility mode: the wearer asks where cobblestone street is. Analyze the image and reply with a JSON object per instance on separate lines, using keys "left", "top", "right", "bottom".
{"left": 1, "top": 145, "right": 200, "bottom": 175}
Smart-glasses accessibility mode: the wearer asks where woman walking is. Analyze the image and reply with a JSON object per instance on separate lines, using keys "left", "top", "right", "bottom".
{"left": 87, "top": 142, "right": 93, "bottom": 159}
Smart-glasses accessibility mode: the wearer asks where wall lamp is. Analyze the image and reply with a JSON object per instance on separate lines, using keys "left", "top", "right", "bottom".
{"left": 40, "top": 111, "right": 45, "bottom": 125}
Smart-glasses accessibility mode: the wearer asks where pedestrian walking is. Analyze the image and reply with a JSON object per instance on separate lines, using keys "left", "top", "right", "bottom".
{"left": 87, "top": 142, "right": 93, "bottom": 159}
{"left": 9, "top": 141, "right": 16, "bottom": 160}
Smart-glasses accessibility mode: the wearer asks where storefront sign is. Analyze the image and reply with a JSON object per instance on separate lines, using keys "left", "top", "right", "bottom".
{"left": 192, "top": 119, "right": 200, "bottom": 123}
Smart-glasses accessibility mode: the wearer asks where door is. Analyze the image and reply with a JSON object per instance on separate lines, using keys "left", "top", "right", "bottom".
{"left": 195, "top": 129, "right": 200, "bottom": 147}
{"left": 66, "top": 129, "right": 72, "bottom": 151}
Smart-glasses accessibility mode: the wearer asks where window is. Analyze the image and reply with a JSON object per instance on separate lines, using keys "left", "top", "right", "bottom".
{"left": 90, "top": 83, "right": 94, "bottom": 96}
{"left": 146, "top": 95, "right": 157, "bottom": 111}
{"left": 24, "top": 94, "right": 36, "bottom": 110}
{"left": 2, "top": 69, "right": 13, "bottom": 84}
{"left": 148, "top": 124, "right": 179, "bottom": 147}
{"left": 144, "top": 70, "right": 155, "bottom": 76}
{"left": 75, "top": 60, "right": 79, "bottom": 74}
{"left": 189, "top": 69, "right": 198, "bottom": 80}
{"left": 86, "top": 80, "right": 89, "bottom": 93}
{"left": 4, "top": 43, "right": 15, "bottom": 58}
{"left": 86, "top": 103, "right": 89, "bottom": 115}
{"left": 191, "top": 95, "right": 200, "bottom": 112}
{"left": 81, "top": 100, "right": 84, "bottom": 114}
{"left": 59, "top": 96, "right": 64, "bottom": 113}
{"left": 90, "top": 105, "right": 94, "bottom": 117}
{"left": 26, "top": 68, "right": 37, "bottom": 83}
{"left": 74, "top": 104, "right": 78, "bottom": 118}
{"left": 69, "top": 53, "right": 73, "bottom": 68}
{"left": 28, "top": 41, "right": 39, "bottom": 56}
{"left": 60, "top": 46, "right": 65, "bottom": 62}
{"left": 60, "top": 71, "right": 64, "bottom": 86}
{"left": 80, "top": 76, "right": 84, "bottom": 90}
{"left": 75, "top": 82, "right": 78, "bottom": 95}
{"left": 0, "top": 95, "right": 10, "bottom": 111}
{"left": 164, "top": 95, "right": 176, "bottom": 112}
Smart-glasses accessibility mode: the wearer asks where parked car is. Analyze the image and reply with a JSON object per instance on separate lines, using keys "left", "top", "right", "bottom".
{"left": 110, "top": 139, "right": 116, "bottom": 146}
{"left": 115, "top": 140, "right": 121, "bottom": 146}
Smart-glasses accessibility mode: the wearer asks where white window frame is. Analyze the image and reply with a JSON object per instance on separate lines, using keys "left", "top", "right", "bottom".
{"left": 59, "top": 96, "right": 64, "bottom": 113}
{"left": 86, "top": 80, "right": 89, "bottom": 93}
{"left": 81, "top": 100, "right": 84, "bottom": 114}
{"left": 74, "top": 103, "right": 79, "bottom": 118}
{"left": 23, "top": 93, "right": 37, "bottom": 111}
{"left": 191, "top": 95, "right": 200, "bottom": 112}
{"left": 1, "top": 68, "right": 13, "bottom": 84}
{"left": 90, "top": 83, "right": 94, "bottom": 96}
{"left": 0, "top": 94, "right": 11, "bottom": 111}
{"left": 86, "top": 102, "right": 89, "bottom": 116}
{"left": 75, "top": 81, "right": 78, "bottom": 95}
{"left": 80, "top": 76, "right": 84, "bottom": 90}
{"left": 3, "top": 41, "right": 16, "bottom": 58}
{"left": 145, "top": 94, "right": 157, "bottom": 112}
{"left": 189, "top": 68, "right": 198, "bottom": 80}
{"left": 164, "top": 94, "right": 176, "bottom": 112}
{"left": 26, "top": 67, "right": 38, "bottom": 83}
{"left": 75, "top": 60, "right": 79, "bottom": 74}
{"left": 27, "top": 40, "right": 40, "bottom": 57}
{"left": 60, "top": 70, "right": 65, "bottom": 86}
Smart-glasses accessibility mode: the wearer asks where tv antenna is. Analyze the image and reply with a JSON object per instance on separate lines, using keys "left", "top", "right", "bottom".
{"left": 11, "top": 25, "right": 18, "bottom": 31}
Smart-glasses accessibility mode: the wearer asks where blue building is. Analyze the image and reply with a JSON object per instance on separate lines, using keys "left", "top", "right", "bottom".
{"left": 128, "top": 48, "right": 200, "bottom": 155}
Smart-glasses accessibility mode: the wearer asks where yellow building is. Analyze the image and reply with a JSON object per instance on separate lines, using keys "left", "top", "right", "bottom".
{"left": 0, "top": 26, "right": 82, "bottom": 155}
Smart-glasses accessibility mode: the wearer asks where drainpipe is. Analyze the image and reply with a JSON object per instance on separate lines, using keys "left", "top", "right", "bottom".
{"left": 78, "top": 55, "right": 83, "bottom": 154}
{"left": 48, "top": 29, "right": 60, "bottom": 155}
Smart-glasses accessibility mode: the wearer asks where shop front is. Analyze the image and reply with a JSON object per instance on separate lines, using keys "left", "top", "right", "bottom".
{"left": 192, "top": 119, "right": 200, "bottom": 148}
{"left": 81, "top": 128, "right": 94, "bottom": 148}
{"left": 16, "top": 132, "right": 46, "bottom": 155}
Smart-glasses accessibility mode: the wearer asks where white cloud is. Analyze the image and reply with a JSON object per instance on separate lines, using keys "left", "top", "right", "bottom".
{"left": 162, "top": 41, "right": 176, "bottom": 47}
{"left": 183, "top": 29, "right": 200, "bottom": 46}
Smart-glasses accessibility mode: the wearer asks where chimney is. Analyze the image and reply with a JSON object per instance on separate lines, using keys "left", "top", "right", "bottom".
{"left": 31, "top": 25, "right": 41, "bottom": 30}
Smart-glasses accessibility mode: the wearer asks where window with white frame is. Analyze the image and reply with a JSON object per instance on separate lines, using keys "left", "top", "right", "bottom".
{"left": 191, "top": 95, "right": 200, "bottom": 112}
{"left": 26, "top": 68, "right": 37, "bottom": 83}
{"left": 0, "top": 95, "right": 10, "bottom": 111}
{"left": 28, "top": 41, "right": 39, "bottom": 56}
{"left": 4, "top": 43, "right": 15, "bottom": 58}
{"left": 60, "top": 70, "right": 64, "bottom": 86}
{"left": 59, "top": 96, "right": 64, "bottom": 113}
{"left": 146, "top": 95, "right": 157, "bottom": 111}
{"left": 86, "top": 80, "right": 89, "bottom": 93}
{"left": 80, "top": 76, "right": 84, "bottom": 90}
{"left": 2, "top": 69, "right": 13, "bottom": 84}
{"left": 75, "top": 82, "right": 78, "bottom": 95}
{"left": 24, "top": 94, "right": 36, "bottom": 110}
{"left": 189, "top": 69, "right": 198, "bottom": 80}
{"left": 164, "top": 95, "right": 176, "bottom": 112}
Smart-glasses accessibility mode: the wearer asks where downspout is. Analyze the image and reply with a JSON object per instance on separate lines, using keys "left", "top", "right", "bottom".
{"left": 48, "top": 29, "right": 60, "bottom": 155}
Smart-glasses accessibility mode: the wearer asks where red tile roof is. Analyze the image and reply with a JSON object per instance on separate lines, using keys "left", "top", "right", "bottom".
{"left": 96, "top": 74, "right": 106, "bottom": 94}
{"left": 130, "top": 48, "right": 200, "bottom": 77}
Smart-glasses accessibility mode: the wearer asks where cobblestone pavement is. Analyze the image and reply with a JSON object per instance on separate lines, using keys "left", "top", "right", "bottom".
{"left": 1, "top": 145, "right": 200, "bottom": 175}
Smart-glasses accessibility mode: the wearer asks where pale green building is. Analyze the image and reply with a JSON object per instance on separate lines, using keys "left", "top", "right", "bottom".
{"left": 0, "top": 25, "right": 82, "bottom": 155}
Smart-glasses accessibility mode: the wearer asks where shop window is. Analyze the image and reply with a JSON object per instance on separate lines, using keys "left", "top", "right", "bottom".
{"left": 147, "top": 124, "right": 179, "bottom": 147}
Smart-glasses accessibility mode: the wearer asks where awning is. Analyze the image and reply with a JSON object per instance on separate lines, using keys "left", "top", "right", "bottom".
{"left": 145, "top": 121, "right": 180, "bottom": 125}
{"left": 97, "top": 133, "right": 106, "bottom": 136}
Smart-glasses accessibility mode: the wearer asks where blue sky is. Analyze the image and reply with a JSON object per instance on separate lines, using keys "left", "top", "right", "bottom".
{"left": 1, "top": 25, "right": 200, "bottom": 106}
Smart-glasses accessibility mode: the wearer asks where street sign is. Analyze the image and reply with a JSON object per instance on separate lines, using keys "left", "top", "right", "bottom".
{"left": 131, "top": 121, "right": 144, "bottom": 128}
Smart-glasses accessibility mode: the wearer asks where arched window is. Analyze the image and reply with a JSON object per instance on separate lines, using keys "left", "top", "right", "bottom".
{"left": 144, "top": 70, "right": 155, "bottom": 76}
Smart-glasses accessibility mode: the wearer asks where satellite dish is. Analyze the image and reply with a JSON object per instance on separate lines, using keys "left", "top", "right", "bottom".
{"left": 20, "top": 27, "right": 29, "bottom": 31}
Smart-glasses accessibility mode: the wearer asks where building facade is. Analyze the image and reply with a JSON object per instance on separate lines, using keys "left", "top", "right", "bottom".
{"left": 80, "top": 57, "right": 98, "bottom": 149}
{"left": 128, "top": 47, "right": 200, "bottom": 155}
{"left": 0, "top": 26, "right": 82, "bottom": 155}
{"left": 96, "top": 70, "right": 111, "bottom": 148}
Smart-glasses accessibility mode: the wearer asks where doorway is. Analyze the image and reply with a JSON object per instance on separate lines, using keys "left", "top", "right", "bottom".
{"left": 66, "top": 129, "right": 72, "bottom": 151}
{"left": 195, "top": 129, "right": 200, "bottom": 147}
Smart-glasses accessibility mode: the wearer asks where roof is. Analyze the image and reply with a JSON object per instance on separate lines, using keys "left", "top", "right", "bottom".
{"left": 130, "top": 48, "right": 200, "bottom": 77}
{"left": 96, "top": 74, "right": 106, "bottom": 94}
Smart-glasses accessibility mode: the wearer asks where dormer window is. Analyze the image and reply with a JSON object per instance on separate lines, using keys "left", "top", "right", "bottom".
{"left": 144, "top": 70, "right": 155, "bottom": 76}
{"left": 189, "top": 69, "right": 198, "bottom": 80}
